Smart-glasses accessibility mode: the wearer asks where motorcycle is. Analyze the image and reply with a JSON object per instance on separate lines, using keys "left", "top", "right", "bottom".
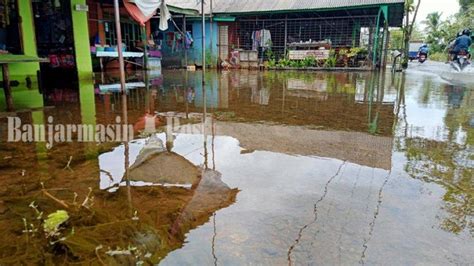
{"left": 451, "top": 50, "right": 471, "bottom": 71}
{"left": 418, "top": 52, "right": 427, "bottom": 63}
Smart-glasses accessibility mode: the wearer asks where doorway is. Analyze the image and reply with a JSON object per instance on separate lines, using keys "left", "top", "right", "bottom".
{"left": 0, "top": 0, "right": 22, "bottom": 54}
{"left": 32, "top": 0, "right": 78, "bottom": 87}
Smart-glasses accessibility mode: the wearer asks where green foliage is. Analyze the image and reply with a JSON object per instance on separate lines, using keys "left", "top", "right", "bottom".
{"left": 267, "top": 58, "right": 277, "bottom": 67}
{"left": 459, "top": 0, "right": 474, "bottom": 10}
{"left": 324, "top": 50, "right": 337, "bottom": 68}
{"left": 301, "top": 56, "right": 317, "bottom": 67}
{"left": 265, "top": 48, "right": 275, "bottom": 61}
{"left": 429, "top": 52, "right": 447, "bottom": 62}
{"left": 347, "top": 47, "right": 362, "bottom": 58}
{"left": 422, "top": 2, "right": 474, "bottom": 54}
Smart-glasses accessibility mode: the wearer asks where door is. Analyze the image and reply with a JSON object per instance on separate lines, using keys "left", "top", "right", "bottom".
{"left": 219, "top": 25, "right": 229, "bottom": 61}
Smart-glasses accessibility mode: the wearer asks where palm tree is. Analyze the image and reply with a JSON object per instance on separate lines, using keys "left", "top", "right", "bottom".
{"left": 423, "top": 12, "right": 445, "bottom": 52}
{"left": 458, "top": 0, "right": 474, "bottom": 10}
{"left": 423, "top": 12, "right": 444, "bottom": 34}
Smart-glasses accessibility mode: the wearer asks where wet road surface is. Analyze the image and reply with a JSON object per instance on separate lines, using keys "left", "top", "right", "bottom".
{"left": 0, "top": 69, "right": 472, "bottom": 264}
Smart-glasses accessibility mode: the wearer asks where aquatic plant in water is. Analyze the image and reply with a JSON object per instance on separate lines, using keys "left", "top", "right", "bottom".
{"left": 43, "top": 210, "right": 69, "bottom": 237}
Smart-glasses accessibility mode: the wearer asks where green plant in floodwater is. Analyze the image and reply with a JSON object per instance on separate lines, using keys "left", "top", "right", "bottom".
{"left": 29, "top": 201, "right": 43, "bottom": 220}
{"left": 44, "top": 210, "right": 69, "bottom": 237}
{"left": 324, "top": 50, "right": 337, "bottom": 68}
{"left": 267, "top": 58, "right": 277, "bottom": 67}
{"left": 301, "top": 56, "right": 317, "bottom": 67}
{"left": 276, "top": 58, "right": 291, "bottom": 67}
{"left": 265, "top": 48, "right": 275, "bottom": 61}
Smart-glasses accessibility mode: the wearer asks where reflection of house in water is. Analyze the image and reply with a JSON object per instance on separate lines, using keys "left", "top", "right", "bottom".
{"left": 286, "top": 77, "right": 328, "bottom": 100}
{"left": 153, "top": 71, "right": 397, "bottom": 169}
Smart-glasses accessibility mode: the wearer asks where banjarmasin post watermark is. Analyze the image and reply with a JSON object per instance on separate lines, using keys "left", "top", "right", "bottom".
{"left": 5, "top": 116, "right": 134, "bottom": 148}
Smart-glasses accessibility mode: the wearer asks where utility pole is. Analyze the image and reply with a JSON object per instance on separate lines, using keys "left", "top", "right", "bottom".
{"left": 201, "top": 0, "right": 208, "bottom": 167}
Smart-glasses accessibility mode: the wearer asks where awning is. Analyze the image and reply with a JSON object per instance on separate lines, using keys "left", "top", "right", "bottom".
{"left": 124, "top": 0, "right": 171, "bottom": 29}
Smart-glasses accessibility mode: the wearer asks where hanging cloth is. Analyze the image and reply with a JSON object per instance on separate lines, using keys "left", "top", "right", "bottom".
{"left": 124, "top": 0, "right": 171, "bottom": 29}
{"left": 158, "top": 1, "right": 171, "bottom": 31}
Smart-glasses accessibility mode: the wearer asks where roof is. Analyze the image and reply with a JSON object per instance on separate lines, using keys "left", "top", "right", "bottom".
{"left": 166, "top": 0, "right": 405, "bottom": 14}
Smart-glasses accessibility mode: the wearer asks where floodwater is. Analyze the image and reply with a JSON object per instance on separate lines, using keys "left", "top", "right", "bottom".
{"left": 0, "top": 68, "right": 472, "bottom": 265}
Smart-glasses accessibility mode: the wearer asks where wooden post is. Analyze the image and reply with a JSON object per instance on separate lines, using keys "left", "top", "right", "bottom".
{"left": 382, "top": 23, "right": 390, "bottom": 69}
{"left": 202, "top": 0, "right": 206, "bottom": 71}
{"left": 284, "top": 15, "right": 288, "bottom": 57}
{"left": 2, "top": 64, "right": 13, "bottom": 111}
{"left": 97, "top": 3, "right": 106, "bottom": 46}
{"left": 141, "top": 26, "right": 148, "bottom": 70}
{"left": 183, "top": 14, "right": 188, "bottom": 67}
{"left": 209, "top": 0, "right": 213, "bottom": 67}
{"left": 201, "top": 0, "right": 207, "bottom": 167}
{"left": 113, "top": 0, "right": 127, "bottom": 93}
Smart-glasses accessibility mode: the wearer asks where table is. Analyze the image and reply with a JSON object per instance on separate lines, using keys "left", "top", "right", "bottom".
{"left": 0, "top": 55, "right": 49, "bottom": 111}
{"left": 95, "top": 51, "right": 144, "bottom": 72}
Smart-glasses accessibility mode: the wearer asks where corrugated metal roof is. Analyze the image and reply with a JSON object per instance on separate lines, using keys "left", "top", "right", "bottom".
{"left": 166, "top": 0, "right": 404, "bottom": 14}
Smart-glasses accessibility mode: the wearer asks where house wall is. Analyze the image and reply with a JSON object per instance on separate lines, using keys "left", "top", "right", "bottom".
{"left": 192, "top": 21, "right": 218, "bottom": 67}
{"left": 158, "top": 20, "right": 218, "bottom": 68}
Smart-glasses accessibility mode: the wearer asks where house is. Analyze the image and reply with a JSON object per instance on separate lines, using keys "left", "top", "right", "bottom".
{"left": 166, "top": 0, "right": 406, "bottom": 68}
{"left": 0, "top": 0, "right": 405, "bottom": 85}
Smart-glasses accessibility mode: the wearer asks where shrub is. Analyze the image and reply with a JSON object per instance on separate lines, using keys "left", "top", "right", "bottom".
{"left": 324, "top": 50, "right": 337, "bottom": 68}
{"left": 429, "top": 52, "right": 447, "bottom": 62}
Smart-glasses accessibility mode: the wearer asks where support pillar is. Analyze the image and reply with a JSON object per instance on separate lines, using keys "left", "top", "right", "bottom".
{"left": 2, "top": 64, "right": 13, "bottom": 111}
{"left": 97, "top": 3, "right": 106, "bottom": 46}
{"left": 372, "top": 11, "right": 381, "bottom": 67}
{"left": 184, "top": 14, "right": 188, "bottom": 67}
{"left": 71, "top": 0, "right": 93, "bottom": 80}
{"left": 284, "top": 15, "right": 288, "bottom": 57}
{"left": 382, "top": 23, "right": 390, "bottom": 69}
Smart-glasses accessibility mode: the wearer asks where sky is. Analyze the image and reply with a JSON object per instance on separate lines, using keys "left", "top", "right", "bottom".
{"left": 415, "top": 0, "right": 460, "bottom": 25}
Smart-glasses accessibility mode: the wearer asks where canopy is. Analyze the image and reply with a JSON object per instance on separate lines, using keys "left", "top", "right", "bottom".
{"left": 124, "top": 0, "right": 171, "bottom": 29}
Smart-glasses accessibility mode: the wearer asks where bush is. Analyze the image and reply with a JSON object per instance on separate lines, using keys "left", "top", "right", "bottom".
{"left": 324, "top": 50, "right": 337, "bottom": 68}
{"left": 429, "top": 52, "right": 447, "bottom": 62}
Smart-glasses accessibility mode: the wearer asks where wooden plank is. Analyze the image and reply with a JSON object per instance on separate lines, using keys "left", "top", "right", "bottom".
{"left": 2, "top": 64, "right": 13, "bottom": 111}
{"left": 0, "top": 54, "right": 49, "bottom": 64}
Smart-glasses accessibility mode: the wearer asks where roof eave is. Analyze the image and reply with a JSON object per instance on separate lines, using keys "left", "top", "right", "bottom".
{"left": 213, "top": 3, "right": 404, "bottom": 17}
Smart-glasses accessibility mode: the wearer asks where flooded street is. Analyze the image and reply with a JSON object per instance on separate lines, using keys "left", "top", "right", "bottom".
{"left": 0, "top": 69, "right": 472, "bottom": 264}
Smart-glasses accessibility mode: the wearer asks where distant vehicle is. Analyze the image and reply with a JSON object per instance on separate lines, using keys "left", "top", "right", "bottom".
{"left": 418, "top": 52, "right": 427, "bottom": 63}
{"left": 450, "top": 49, "right": 471, "bottom": 71}
{"left": 409, "top": 42, "right": 423, "bottom": 61}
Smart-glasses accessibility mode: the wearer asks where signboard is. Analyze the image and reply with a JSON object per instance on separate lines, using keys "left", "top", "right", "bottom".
{"left": 288, "top": 50, "right": 330, "bottom": 60}
{"left": 75, "top": 4, "right": 89, "bottom": 12}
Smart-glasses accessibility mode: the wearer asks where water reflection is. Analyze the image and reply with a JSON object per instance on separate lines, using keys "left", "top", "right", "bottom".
{"left": 394, "top": 78, "right": 473, "bottom": 235}
{"left": 0, "top": 69, "right": 472, "bottom": 264}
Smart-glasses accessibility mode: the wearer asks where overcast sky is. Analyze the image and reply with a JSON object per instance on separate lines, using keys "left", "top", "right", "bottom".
{"left": 415, "top": 0, "right": 460, "bottom": 25}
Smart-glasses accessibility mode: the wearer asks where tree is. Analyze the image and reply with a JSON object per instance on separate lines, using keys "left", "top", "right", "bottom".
{"left": 458, "top": 0, "right": 474, "bottom": 10}
{"left": 424, "top": 12, "right": 443, "bottom": 33}
{"left": 423, "top": 12, "right": 445, "bottom": 53}
{"left": 402, "top": 0, "right": 422, "bottom": 68}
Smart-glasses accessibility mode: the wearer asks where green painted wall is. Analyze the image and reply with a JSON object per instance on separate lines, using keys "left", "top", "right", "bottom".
{"left": 71, "top": 0, "right": 94, "bottom": 80}
{"left": 6, "top": 0, "right": 39, "bottom": 82}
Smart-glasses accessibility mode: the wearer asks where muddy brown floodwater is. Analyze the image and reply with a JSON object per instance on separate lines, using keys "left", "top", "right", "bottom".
{"left": 0, "top": 70, "right": 472, "bottom": 265}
